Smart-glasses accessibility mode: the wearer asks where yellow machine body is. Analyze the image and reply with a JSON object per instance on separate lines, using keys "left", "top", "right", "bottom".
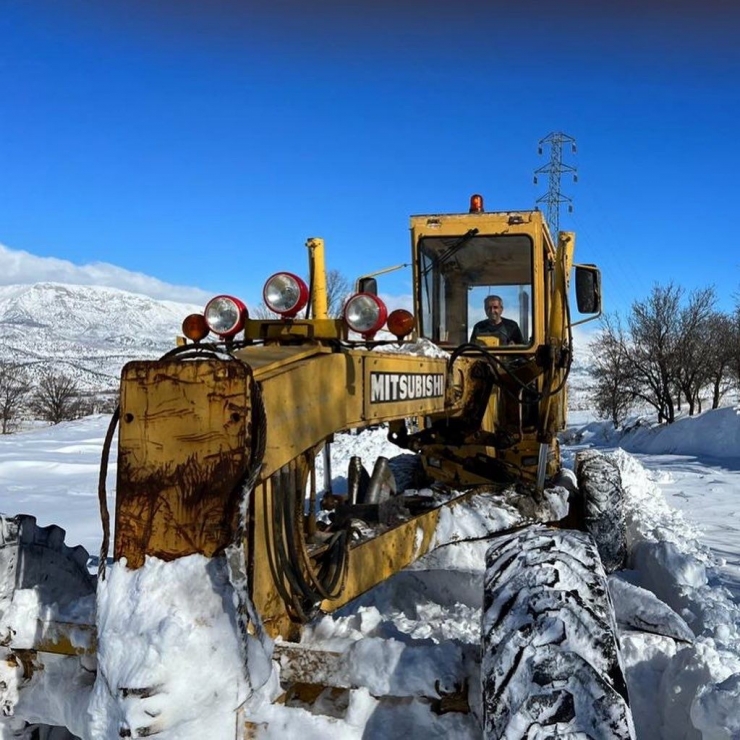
{"left": 0, "top": 198, "right": 621, "bottom": 740}
{"left": 111, "top": 205, "right": 599, "bottom": 638}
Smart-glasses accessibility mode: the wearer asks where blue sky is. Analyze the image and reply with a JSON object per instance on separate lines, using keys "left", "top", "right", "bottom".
{"left": 1, "top": 0, "right": 739, "bottom": 315}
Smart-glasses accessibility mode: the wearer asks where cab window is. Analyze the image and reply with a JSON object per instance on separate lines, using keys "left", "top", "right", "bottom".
{"left": 418, "top": 234, "right": 533, "bottom": 347}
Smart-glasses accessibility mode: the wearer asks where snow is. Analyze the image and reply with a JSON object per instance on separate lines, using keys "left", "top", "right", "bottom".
{"left": 88, "top": 556, "right": 257, "bottom": 739}
{"left": 1, "top": 406, "right": 740, "bottom": 738}
{"left": 562, "top": 412, "right": 740, "bottom": 740}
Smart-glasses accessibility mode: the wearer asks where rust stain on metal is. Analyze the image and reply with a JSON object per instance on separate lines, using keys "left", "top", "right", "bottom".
{"left": 114, "top": 360, "right": 251, "bottom": 568}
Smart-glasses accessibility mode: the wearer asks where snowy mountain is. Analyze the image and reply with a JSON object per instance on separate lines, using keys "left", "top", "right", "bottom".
{"left": 0, "top": 283, "right": 204, "bottom": 392}
{"left": 0, "top": 282, "right": 601, "bottom": 408}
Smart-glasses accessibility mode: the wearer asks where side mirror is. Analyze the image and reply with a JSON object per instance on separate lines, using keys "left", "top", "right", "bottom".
{"left": 356, "top": 276, "right": 378, "bottom": 296}
{"left": 575, "top": 265, "right": 601, "bottom": 314}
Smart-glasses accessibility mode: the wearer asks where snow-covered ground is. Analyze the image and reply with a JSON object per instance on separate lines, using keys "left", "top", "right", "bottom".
{"left": 563, "top": 409, "right": 740, "bottom": 740}
{"left": 1, "top": 406, "right": 740, "bottom": 739}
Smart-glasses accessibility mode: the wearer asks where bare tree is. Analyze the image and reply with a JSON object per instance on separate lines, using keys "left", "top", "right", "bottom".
{"left": 629, "top": 284, "right": 726, "bottom": 420}
{"left": 30, "top": 372, "right": 82, "bottom": 424}
{"left": 589, "top": 314, "right": 635, "bottom": 427}
{"left": 325, "top": 269, "right": 352, "bottom": 318}
{"left": 729, "top": 305, "right": 740, "bottom": 394}
{"left": 704, "top": 311, "right": 736, "bottom": 409}
{"left": 0, "top": 363, "right": 31, "bottom": 434}
{"left": 590, "top": 283, "right": 731, "bottom": 423}
{"left": 250, "top": 301, "right": 273, "bottom": 320}
{"left": 626, "top": 283, "right": 683, "bottom": 423}
{"left": 673, "top": 287, "right": 717, "bottom": 415}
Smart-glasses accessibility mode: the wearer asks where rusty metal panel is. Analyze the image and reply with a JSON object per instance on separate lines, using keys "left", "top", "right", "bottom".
{"left": 114, "top": 360, "right": 251, "bottom": 568}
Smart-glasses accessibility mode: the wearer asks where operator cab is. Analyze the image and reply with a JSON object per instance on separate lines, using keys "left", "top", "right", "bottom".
{"left": 410, "top": 197, "right": 601, "bottom": 352}
{"left": 417, "top": 232, "right": 533, "bottom": 348}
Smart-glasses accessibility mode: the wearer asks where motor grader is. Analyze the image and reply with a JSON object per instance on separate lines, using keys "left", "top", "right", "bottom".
{"left": 0, "top": 195, "right": 634, "bottom": 739}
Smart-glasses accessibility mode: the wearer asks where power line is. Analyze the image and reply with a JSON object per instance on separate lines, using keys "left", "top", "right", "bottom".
{"left": 534, "top": 132, "right": 578, "bottom": 237}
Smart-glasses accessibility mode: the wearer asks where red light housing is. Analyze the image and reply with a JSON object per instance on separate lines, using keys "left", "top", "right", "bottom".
{"left": 204, "top": 295, "right": 248, "bottom": 338}
{"left": 343, "top": 293, "right": 388, "bottom": 339}
{"left": 469, "top": 193, "right": 484, "bottom": 213}
{"left": 263, "top": 272, "right": 309, "bottom": 318}
{"left": 386, "top": 309, "right": 415, "bottom": 341}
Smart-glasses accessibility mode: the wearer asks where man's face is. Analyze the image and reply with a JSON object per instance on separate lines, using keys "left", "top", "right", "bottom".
{"left": 484, "top": 300, "right": 503, "bottom": 324}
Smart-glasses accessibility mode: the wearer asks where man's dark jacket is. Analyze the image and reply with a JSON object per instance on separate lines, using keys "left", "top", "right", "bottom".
{"left": 470, "top": 317, "right": 524, "bottom": 345}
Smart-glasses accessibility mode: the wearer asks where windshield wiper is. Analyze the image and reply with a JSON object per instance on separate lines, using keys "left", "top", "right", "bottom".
{"left": 421, "top": 228, "right": 479, "bottom": 278}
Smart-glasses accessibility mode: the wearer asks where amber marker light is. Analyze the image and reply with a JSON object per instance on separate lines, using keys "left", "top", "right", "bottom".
{"left": 181, "top": 313, "right": 210, "bottom": 342}
{"left": 386, "top": 309, "right": 415, "bottom": 341}
{"left": 469, "top": 193, "right": 484, "bottom": 213}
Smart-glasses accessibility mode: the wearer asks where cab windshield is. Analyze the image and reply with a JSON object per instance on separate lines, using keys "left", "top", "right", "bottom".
{"left": 418, "top": 233, "right": 533, "bottom": 347}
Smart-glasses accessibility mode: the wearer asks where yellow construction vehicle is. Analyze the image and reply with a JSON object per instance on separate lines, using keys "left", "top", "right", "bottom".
{"left": 0, "top": 195, "right": 634, "bottom": 739}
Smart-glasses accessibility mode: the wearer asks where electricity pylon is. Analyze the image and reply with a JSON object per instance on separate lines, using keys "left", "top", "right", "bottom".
{"left": 534, "top": 132, "right": 577, "bottom": 238}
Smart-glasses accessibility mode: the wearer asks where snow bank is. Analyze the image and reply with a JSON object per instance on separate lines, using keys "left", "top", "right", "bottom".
{"left": 619, "top": 406, "right": 740, "bottom": 459}
{"left": 372, "top": 337, "right": 451, "bottom": 360}
{"left": 89, "top": 555, "right": 270, "bottom": 740}
{"left": 568, "top": 406, "right": 740, "bottom": 461}
{"left": 595, "top": 445, "right": 740, "bottom": 740}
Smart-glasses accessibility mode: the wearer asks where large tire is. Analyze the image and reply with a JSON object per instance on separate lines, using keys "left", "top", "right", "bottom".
{"left": 0, "top": 514, "right": 94, "bottom": 740}
{"left": 481, "top": 525, "right": 634, "bottom": 740}
{"left": 13, "top": 726, "right": 79, "bottom": 740}
{"left": 575, "top": 449, "right": 627, "bottom": 573}
{"left": 0, "top": 514, "right": 95, "bottom": 604}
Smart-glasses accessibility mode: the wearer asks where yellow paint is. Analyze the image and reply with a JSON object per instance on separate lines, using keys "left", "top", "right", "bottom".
{"left": 115, "top": 360, "right": 251, "bottom": 568}
{"left": 306, "top": 237, "right": 328, "bottom": 320}
{"left": 106, "top": 205, "right": 584, "bottom": 649}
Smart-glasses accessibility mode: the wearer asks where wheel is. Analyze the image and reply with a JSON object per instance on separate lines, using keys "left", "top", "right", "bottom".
{"left": 0, "top": 514, "right": 94, "bottom": 604}
{"left": 575, "top": 449, "right": 627, "bottom": 573}
{"left": 12, "top": 725, "right": 80, "bottom": 740}
{"left": 481, "top": 525, "right": 634, "bottom": 739}
{"left": 0, "top": 514, "right": 96, "bottom": 739}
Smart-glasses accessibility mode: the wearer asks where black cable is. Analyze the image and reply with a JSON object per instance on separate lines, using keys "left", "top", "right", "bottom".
{"left": 290, "top": 453, "right": 349, "bottom": 601}
{"left": 267, "top": 472, "right": 302, "bottom": 617}
{"left": 448, "top": 342, "right": 573, "bottom": 404}
{"left": 158, "top": 342, "right": 233, "bottom": 361}
{"left": 272, "top": 454, "right": 350, "bottom": 618}
{"left": 273, "top": 467, "right": 315, "bottom": 621}
{"left": 97, "top": 407, "right": 119, "bottom": 581}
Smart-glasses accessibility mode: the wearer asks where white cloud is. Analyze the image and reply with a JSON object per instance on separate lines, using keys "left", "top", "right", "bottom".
{"left": 0, "top": 242, "right": 212, "bottom": 304}
{"left": 378, "top": 291, "right": 413, "bottom": 313}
